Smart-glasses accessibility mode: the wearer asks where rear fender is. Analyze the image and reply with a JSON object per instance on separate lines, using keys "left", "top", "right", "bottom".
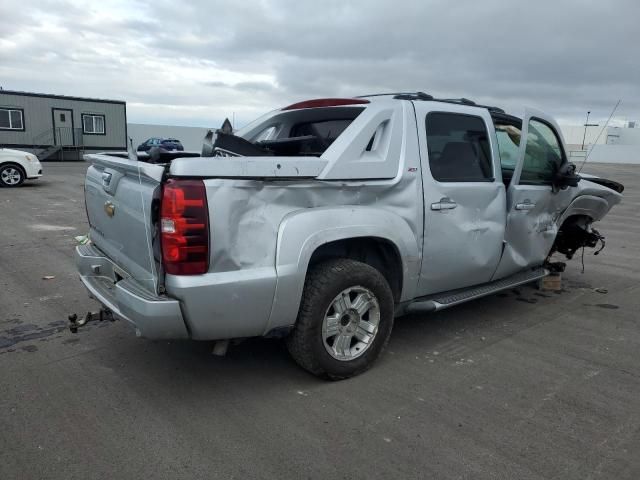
{"left": 265, "top": 206, "right": 420, "bottom": 333}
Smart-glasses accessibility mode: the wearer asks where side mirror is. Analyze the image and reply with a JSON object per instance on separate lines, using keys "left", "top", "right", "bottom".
{"left": 554, "top": 163, "right": 581, "bottom": 188}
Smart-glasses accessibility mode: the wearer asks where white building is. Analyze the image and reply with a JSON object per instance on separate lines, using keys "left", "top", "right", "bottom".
{"left": 560, "top": 121, "right": 640, "bottom": 164}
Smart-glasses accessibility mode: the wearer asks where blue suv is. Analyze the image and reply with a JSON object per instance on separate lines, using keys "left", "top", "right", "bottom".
{"left": 137, "top": 137, "right": 184, "bottom": 152}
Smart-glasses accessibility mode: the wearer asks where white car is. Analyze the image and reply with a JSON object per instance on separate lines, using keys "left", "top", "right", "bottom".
{"left": 0, "top": 148, "right": 43, "bottom": 187}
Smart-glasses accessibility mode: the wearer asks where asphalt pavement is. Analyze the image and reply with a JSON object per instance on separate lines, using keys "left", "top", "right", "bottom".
{"left": 1, "top": 162, "right": 639, "bottom": 479}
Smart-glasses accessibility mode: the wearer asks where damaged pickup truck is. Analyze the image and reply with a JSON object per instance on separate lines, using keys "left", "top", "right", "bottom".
{"left": 74, "top": 92, "right": 623, "bottom": 379}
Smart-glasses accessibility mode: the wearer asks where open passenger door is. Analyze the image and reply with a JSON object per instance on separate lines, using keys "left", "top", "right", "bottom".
{"left": 492, "top": 108, "right": 575, "bottom": 280}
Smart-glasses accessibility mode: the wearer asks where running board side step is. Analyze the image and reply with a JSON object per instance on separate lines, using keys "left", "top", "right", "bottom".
{"left": 404, "top": 267, "right": 548, "bottom": 314}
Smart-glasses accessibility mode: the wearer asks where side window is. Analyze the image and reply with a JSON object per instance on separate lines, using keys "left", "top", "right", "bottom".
{"left": 520, "top": 119, "right": 564, "bottom": 185}
{"left": 425, "top": 112, "right": 493, "bottom": 182}
{"left": 82, "top": 115, "right": 92, "bottom": 133}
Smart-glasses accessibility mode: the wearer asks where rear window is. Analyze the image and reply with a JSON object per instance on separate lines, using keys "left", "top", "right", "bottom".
{"left": 291, "top": 119, "right": 353, "bottom": 143}
{"left": 236, "top": 106, "right": 365, "bottom": 157}
{"left": 289, "top": 119, "right": 354, "bottom": 155}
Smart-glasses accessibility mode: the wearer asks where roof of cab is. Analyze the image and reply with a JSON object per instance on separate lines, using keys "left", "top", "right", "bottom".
{"left": 281, "top": 92, "right": 506, "bottom": 115}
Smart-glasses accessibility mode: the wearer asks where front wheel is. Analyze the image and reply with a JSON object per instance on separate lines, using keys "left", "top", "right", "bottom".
{"left": 286, "top": 259, "right": 394, "bottom": 380}
{"left": 0, "top": 164, "right": 25, "bottom": 187}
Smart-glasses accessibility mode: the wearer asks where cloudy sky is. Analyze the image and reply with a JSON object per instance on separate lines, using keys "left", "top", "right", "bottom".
{"left": 1, "top": 0, "right": 638, "bottom": 128}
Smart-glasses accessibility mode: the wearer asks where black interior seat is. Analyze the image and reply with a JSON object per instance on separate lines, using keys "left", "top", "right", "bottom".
{"left": 434, "top": 141, "right": 485, "bottom": 181}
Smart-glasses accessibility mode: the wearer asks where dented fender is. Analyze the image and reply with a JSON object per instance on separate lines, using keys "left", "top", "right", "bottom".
{"left": 556, "top": 176, "right": 623, "bottom": 226}
{"left": 556, "top": 194, "right": 611, "bottom": 225}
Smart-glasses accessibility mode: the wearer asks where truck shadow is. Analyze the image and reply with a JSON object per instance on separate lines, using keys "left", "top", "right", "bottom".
{"left": 86, "top": 280, "right": 579, "bottom": 398}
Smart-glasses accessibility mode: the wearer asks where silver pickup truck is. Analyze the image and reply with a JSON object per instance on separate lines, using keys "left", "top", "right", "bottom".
{"left": 75, "top": 92, "right": 623, "bottom": 379}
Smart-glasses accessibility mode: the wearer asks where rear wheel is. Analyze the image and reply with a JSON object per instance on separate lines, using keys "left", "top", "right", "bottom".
{"left": 287, "top": 259, "right": 394, "bottom": 380}
{"left": 0, "top": 164, "right": 25, "bottom": 187}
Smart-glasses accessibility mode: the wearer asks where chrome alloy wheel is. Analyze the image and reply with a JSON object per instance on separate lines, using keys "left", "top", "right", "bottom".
{"left": 1, "top": 167, "right": 22, "bottom": 186}
{"left": 322, "top": 286, "right": 381, "bottom": 361}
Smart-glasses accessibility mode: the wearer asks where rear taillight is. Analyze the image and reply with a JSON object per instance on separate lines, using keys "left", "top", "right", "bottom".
{"left": 160, "top": 179, "right": 209, "bottom": 275}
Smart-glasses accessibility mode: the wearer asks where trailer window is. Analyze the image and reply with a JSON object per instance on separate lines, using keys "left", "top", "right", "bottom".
{"left": 82, "top": 114, "right": 105, "bottom": 134}
{"left": 0, "top": 108, "right": 24, "bottom": 130}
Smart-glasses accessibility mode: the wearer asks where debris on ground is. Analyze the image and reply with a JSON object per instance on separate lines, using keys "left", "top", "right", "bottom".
{"left": 42, "top": 276, "right": 56, "bottom": 280}
{"left": 74, "top": 235, "right": 90, "bottom": 245}
{"left": 540, "top": 273, "right": 562, "bottom": 291}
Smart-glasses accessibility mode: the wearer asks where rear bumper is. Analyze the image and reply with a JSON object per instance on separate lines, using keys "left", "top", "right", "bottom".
{"left": 75, "top": 244, "right": 189, "bottom": 339}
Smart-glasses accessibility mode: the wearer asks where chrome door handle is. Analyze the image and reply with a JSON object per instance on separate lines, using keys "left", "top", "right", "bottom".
{"left": 431, "top": 197, "right": 457, "bottom": 211}
{"left": 515, "top": 201, "right": 536, "bottom": 211}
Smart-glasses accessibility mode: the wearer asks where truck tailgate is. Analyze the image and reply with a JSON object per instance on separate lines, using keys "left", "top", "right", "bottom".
{"left": 84, "top": 154, "right": 164, "bottom": 293}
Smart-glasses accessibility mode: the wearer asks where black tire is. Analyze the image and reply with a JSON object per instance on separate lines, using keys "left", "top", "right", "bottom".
{"left": 287, "top": 259, "right": 394, "bottom": 380}
{"left": 0, "top": 163, "right": 26, "bottom": 188}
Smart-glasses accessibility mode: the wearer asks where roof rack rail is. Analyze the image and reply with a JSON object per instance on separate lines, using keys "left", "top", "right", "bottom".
{"left": 393, "top": 92, "right": 434, "bottom": 100}
{"left": 440, "top": 98, "right": 476, "bottom": 105}
{"left": 357, "top": 91, "right": 505, "bottom": 114}
{"left": 431, "top": 97, "right": 505, "bottom": 113}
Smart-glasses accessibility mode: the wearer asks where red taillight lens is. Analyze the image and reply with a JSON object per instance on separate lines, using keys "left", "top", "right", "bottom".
{"left": 160, "top": 179, "right": 209, "bottom": 275}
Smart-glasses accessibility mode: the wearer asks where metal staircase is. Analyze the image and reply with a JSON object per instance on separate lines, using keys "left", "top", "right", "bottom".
{"left": 37, "top": 145, "right": 63, "bottom": 161}
{"left": 31, "top": 127, "right": 84, "bottom": 160}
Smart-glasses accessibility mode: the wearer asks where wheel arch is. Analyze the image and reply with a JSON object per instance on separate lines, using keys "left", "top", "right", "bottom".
{"left": 0, "top": 161, "right": 27, "bottom": 185}
{"left": 0, "top": 161, "right": 27, "bottom": 176}
{"left": 308, "top": 236, "right": 404, "bottom": 302}
{"left": 264, "top": 206, "right": 421, "bottom": 334}
{"left": 556, "top": 194, "right": 609, "bottom": 226}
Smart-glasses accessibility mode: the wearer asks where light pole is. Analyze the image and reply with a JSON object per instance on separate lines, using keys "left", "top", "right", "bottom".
{"left": 581, "top": 111, "right": 599, "bottom": 150}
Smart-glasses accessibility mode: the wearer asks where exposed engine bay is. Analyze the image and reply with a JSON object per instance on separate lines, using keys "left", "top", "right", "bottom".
{"left": 552, "top": 216, "right": 606, "bottom": 260}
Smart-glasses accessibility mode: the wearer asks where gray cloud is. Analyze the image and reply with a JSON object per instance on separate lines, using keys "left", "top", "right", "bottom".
{"left": 1, "top": 0, "right": 638, "bottom": 127}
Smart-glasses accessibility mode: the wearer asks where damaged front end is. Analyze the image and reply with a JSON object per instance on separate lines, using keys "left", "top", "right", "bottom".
{"left": 551, "top": 216, "right": 606, "bottom": 260}
{"left": 550, "top": 174, "right": 624, "bottom": 261}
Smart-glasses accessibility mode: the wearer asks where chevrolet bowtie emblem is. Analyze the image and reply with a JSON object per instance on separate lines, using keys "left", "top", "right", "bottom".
{"left": 104, "top": 201, "right": 116, "bottom": 217}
